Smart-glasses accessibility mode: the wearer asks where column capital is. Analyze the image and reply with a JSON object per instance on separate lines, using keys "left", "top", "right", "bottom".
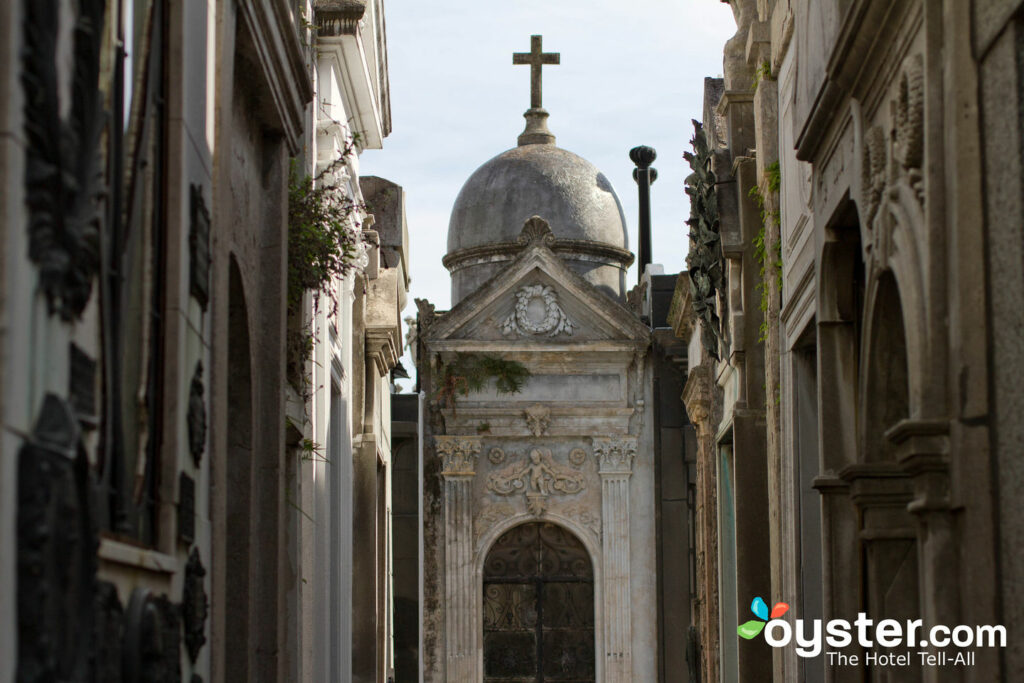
{"left": 435, "top": 435, "right": 482, "bottom": 477}
{"left": 593, "top": 436, "right": 637, "bottom": 476}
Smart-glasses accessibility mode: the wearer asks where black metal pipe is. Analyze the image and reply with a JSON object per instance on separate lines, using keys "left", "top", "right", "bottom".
{"left": 630, "top": 145, "right": 657, "bottom": 284}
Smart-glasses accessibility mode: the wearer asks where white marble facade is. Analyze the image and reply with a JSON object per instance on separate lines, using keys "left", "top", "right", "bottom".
{"left": 421, "top": 221, "right": 657, "bottom": 682}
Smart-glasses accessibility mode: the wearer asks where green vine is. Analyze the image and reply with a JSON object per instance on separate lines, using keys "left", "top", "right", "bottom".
{"left": 435, "top": 353, "right": 531, "bottom": 412}
{"left": 749, "top": 161, "right": 782, "bottom": 341}
{"left": 752, "top": 59, "right": 772, "bottom": 89}
{"left": 286, "top": 149, "right": 367, "bottom": 378}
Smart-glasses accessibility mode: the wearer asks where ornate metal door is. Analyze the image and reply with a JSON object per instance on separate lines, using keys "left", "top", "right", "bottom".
{"left": 483, "top": 523, "right": 595, "bottom": 683}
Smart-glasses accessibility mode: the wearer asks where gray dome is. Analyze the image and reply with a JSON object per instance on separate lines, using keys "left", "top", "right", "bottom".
{"left": 446, "top": 145, "right": 628, "bottom": 253}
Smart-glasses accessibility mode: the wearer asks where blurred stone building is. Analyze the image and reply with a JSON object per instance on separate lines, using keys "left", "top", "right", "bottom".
{"left": 0, "top": 0, "right": 406, "bottom": 681}
{"left": 671, "top": 0, "right": 1024, "bottom": 681}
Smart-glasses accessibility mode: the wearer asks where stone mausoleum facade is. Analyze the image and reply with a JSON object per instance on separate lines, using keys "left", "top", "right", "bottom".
{"left": 413, "top": 36, "right": 659, "bottom": 682}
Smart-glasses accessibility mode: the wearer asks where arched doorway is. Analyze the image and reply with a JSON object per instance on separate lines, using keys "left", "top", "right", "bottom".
{"left": 483, "top": 522, "right": 595, "bottom": 682}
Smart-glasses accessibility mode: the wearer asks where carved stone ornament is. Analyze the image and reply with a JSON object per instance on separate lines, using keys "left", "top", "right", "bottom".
{"left": 188, "top": 362, "right": 207, "bottom": 467}
{"left": 189, "top": 184, "right": 212, "bottom": 310}
{"left": 183, "top": 547, "right": 209, "bottom": 663}
{"left": 553, "top": 502, "right": 601, "bottom": 539}
{"left": 500, "top": 284, "right": 575, "bottom": 337}
{"left": 123, "top": 588, "right": 181, "bottom": 683}
{"left": 178, "top": 472, "right": 195, "bottom": 544}
{"left": 17, "top": 394, "right": 98, "bottom": 682}
{"left": 894, "top": 53, "right": 925, "bottom": 203}
{"left": 487, "top": 448, "right": 585, "bottom": 515}
{"left": 94, "top": 581, "right": 125, "bottom": 683}
{"left": 568, "top": 447, "right": 587, "bottom": 467}
{"left": 436, "top": 436, "right": 482, "bottom": 476}
{"left": 894, "top": 54, "right": 924, "bottom": 171}
{"left": 475, "top": 502, "right": 518, "bottom": 535}
{"left": 415, "top": 298, "right": 437, "bottom": 334}
{"left": 861, "top": 125, "right": 887, "bottom": 226}
{"left": 488, "top": 447, "right": 507, "bottom": 465}
{"left": 20, "top": 0, "right": 106, "bottom": 321}
{"left": 524, "top": 403, "right": 551, "bottom": 436}
{"left": 517, "top": 215, "right": 557, "bottom": 247}
{"left": 593, "top": 436, "right": 638, "bottom": 475}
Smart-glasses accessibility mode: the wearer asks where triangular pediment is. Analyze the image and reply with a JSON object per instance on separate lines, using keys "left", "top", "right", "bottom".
{"left": 426, "top": 241, "right": 650, "bottom": 345}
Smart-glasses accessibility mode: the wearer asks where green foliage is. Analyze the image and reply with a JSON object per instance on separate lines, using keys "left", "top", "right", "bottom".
{"left": 436, "top": 354, "right": 531, "bottom": 411}
{"left": 287, "top": 160, "right": 365, "bottom": 313}
{"left": 752, "top": 60, "right": 773, "bottom": 89}
{"left": 750, "top": 161, "right": 783, "bottom": 342}
{"left": 286, "top": 153, "right": 367, "bottom": 376}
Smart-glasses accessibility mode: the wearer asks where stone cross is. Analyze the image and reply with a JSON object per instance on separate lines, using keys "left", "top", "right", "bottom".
{"left": 513, "top": 35, "right": 560, "bottom": 109}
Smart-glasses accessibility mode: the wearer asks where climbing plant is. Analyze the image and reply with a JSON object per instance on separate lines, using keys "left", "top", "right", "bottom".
{"left": 749, "top": 161, "right": 782, "bottom": 341}
{"left": 286, "top": 152, "right": 368, "bottom": 377}
{"left": 435, "top": 353, "right": 531, "bottom": 412}
{"left": 684, "top": 119, "right": 728, "bottom": 360}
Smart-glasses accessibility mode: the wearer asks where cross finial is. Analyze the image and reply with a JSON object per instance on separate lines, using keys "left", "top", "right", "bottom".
{"left": 513, "top": 35, "right": 560, "bottom": 109}
{"left": 512, "top": 35, "right": 560, "bottom": 146}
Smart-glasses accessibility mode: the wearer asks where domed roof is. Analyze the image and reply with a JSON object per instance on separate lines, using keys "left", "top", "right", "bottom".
{"left": 446, "top": 144, "right": 628, "bottom": 254}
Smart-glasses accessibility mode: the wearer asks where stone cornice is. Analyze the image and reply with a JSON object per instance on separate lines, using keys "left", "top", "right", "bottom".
{"left": 442, "top": 238, "right": 635, "bottom": 273}
{"left": 237, "top": 0, "right": 313, "bottom": 153}
{"left": 666, "top": 273, "right": 694, "bottom": 341}
{"left": 314, "top": 0, "right": 367, "bottom": 36}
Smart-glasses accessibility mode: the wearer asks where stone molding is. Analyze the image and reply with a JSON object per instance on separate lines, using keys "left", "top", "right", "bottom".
{"left": 435, "top": 436, "right": 482, "bottom": 477}
{"left": 237, "top": 0, "right": 313, "bottom": 153}
{"left": 441, "top": 237, "right": 635, "bottom": 273}
{"left": 314, "top": 0, "right": 366, "bottom": 36}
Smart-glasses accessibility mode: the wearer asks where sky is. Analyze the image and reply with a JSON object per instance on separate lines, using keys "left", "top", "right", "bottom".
{"left": 359, "top": 0, "right": 738, "bottom": 387}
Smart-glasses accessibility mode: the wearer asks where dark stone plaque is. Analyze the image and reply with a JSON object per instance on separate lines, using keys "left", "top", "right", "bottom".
{"left": 187, "top": 362, "right": 206, "bottom": 467}
{"left": 178, "top": 472, "right": 195, "bottom": 545}
{"left": 70, "top": 342, "right": 98, "bottom": 428}
{"left": 189, "top": 184, "right": 211, "bottom": 311}
{"left": 94, "top": 581, "right": 125, "bottom": 683}
{"left": 123, "top": 588, "right": 181, "bottom": 683}
{"left": 182, "top": 547, "right": 208, "bottom": 663}
{"left": 16, "top": 394, "right": 98, "bottom": 682}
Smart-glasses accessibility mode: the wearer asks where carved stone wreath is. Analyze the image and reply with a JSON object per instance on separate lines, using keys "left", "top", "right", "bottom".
{"left": 500, "top": 284, "right": 575, "bottom": 337}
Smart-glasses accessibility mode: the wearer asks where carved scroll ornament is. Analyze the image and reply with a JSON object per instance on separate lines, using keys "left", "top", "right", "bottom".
{"left": 487, "top": 448, "right": 585, "bottom": 515}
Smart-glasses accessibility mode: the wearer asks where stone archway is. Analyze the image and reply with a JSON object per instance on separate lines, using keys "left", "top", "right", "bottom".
{"left": 482, "top": 522, "right": 595, "bottom": 683}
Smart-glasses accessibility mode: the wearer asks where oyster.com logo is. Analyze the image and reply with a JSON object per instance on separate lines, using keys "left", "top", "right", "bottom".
{"left": 737, "top": 597, "right": 789, "bottom": 640}
{"left": 735, "top": 595, "right": 1006, "bottom": 665}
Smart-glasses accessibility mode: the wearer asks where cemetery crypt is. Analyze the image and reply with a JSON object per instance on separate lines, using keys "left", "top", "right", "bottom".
{"left": 413, "top": 36, "right": 661, "bottom": 683}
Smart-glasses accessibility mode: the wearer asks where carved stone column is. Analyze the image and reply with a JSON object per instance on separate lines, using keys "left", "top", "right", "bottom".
{"left": 682, "top": 364, "right": 719, "bottom": 683}
{"left": 594, "top": 436, "right": 637, "bottom": 683}
{"left": 889, "top": 419, "right": 960, "bottom": 683}
{"left": 436, "top": 436, "right": 481, "bottom": 682}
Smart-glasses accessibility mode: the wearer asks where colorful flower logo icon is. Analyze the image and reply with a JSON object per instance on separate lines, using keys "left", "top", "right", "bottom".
{"left": 737, "top": 597, "right": 790, "bottom": 639}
